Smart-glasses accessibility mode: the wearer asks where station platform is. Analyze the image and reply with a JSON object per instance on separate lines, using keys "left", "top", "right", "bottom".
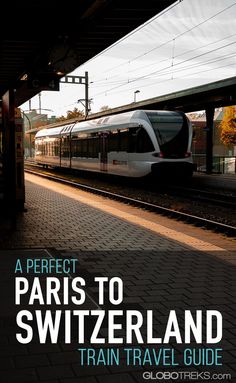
{"left": 0, "top": 173, "right": 236, "bottom": 383}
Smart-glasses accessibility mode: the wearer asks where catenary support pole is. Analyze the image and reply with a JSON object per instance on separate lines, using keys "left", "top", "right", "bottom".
{"left": 205, "top": 107, "right": 215, "bottom": 174}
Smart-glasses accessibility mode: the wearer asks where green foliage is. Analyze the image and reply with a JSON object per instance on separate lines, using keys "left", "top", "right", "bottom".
{"left": 55, "top": 107, "right": 84, "bottom": 122}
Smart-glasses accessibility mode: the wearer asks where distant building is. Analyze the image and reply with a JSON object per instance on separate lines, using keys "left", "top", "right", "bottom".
{"left": 23, "top": 110, "right": 57, "bottom": 158}
{"left": 23, "top": 110, "right": 57, "bottom": 131}
{"left": 187, "top": 108, "right": 236, "bottom": 173}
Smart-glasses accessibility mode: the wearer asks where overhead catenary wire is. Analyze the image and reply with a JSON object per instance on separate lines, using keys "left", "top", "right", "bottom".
{"left": 90, "top": 40, "right": 236, "bottom": 88}
{"left": 59, "top": 47, "right": 236, "bottom": 111}
{"left": 90, "top": 54, "right": 236, "bottom": 99}
{"left": 90, "top": 2, "right": 236, "bottom": 83}
{"left": 91, "top": 44, "right": 236, "bottom": 97}
{"left": 36, "top": 1, "right": 236, "bottom": 115}
{"left": 83, "top": 0, "right": 182, "bottom": 68}
{"left": 92, "top": 60, "right": 236, "bottom": 103}
{"left": 116, "top": 33, "right": 236, "bottom": 77}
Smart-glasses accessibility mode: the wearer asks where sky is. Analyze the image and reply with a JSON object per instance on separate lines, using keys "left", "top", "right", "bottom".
{"left": 20, "top": 0, "right": 236, "bottom": 117}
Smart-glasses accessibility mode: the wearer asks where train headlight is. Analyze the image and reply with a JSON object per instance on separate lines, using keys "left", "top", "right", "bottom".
{"left": 152, "top": 152, "right": 164, "bottom": 158}
{"left": 185, "top": 152, "right": 191, "bottom": 157}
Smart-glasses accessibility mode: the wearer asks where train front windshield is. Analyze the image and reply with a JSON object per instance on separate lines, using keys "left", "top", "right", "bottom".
{"left": 146, "top": 112, "right": 189, "bottom": 158}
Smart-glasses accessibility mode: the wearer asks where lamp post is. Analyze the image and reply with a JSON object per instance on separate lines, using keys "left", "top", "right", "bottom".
{"left": 134, "top": 90, "right": 140, "bottom": 103}
{"left": 21, "top": 111, "right": 32, "bottom": 158}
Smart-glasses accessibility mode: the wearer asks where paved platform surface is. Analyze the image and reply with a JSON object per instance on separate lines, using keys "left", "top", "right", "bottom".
{"left": 0, "top": 173, "right": 235, "bottom": 383}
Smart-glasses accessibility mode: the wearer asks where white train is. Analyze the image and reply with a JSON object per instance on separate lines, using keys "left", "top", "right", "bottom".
{"left": 35, "top": 110, "right": 194, "bottom": 178}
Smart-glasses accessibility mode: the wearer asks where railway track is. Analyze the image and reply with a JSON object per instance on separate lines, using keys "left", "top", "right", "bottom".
{"left": 25, "top": 165, "right": 236, "bottom": 237}
{"left": 24, "top": 161, "right": 236, "bottom": 208}
{"left": 162, "top": 185, "right": 236, "bottom": 209}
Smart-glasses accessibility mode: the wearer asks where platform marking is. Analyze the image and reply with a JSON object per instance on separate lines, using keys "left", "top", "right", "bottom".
{"left": 26, "top": 173, "right": 228, "bottom": 252}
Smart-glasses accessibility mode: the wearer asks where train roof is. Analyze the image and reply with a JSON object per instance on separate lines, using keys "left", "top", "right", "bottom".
{"left": 35, "top": 109, "right": 182, "bottom": 138}
{"left": 35, "top": 123, "right": 75, "bottom": 138}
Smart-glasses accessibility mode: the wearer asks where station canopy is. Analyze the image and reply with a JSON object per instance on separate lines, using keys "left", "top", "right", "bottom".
{"left": 0, "top": 0, "right": 175, "bottom": 107}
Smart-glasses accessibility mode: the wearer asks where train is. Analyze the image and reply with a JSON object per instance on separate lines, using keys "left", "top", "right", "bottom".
{"left": 34, "top": 109, "right": 194, "bottom": 178}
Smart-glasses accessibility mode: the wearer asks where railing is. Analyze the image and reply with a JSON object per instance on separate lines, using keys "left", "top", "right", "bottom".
{"left": 192, "top": 155, "right": 236, "bottom": 174}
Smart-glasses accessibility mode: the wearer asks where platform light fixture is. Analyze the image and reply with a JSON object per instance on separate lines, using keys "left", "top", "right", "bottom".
{"left": 134, "top": 90, "right": 140, "bottom": 103}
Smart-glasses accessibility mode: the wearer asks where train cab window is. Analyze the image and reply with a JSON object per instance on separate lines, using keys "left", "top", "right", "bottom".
{"left": 147, "top": 112, "right": 188, "bottom": 157}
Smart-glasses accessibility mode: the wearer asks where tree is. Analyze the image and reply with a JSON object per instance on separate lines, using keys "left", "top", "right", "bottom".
{"left": 56, "top": 107, "right": 84, "bottom": 122}
{"left": 100, "top": 105, "right": 110, "bottom": 112}
{"left": 220, "top": 106, "right": 236, "bottom": 146}
{"left": 56, "top": 115, "right": 67, "bottom": 122}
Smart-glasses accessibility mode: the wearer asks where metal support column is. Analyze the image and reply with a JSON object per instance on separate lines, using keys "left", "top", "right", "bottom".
{"left": 2, "top": 89, "right": 16, "bottom": 228}
{"left": 85, "top": 71, "right": 89, "bottom": 118}
{"left": 60, "top": 73, "right": 90, "bottom": 117}
{"left": 205, "top": 107, "right": 215, "bottom": 174}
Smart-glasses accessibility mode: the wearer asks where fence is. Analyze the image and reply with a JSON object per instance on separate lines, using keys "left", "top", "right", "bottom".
{"left": 193, "top": 155, "right": 236, "bottom": 174}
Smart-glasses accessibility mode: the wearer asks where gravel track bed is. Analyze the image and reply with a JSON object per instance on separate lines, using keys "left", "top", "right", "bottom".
{"left": 28, "top": 167, "right": 235, "bottom": 228}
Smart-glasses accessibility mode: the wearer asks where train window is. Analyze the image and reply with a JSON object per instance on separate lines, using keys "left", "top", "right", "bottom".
{"left": 119, "top": 129, "right": 129, "bottom": 151}
{"left": 107, "top": 127, "right": 154, "bottom": 153}
{"left": 76, "top": 139, "right": 83, "bottom": 157}
{"left": 71, "top": 137, "right": 95, "bottom": 158}
{"left": 49, "top": 139, "right": 59, "bottom": 156}
{"left": 136, "top": 128, "right": 155, "bottom": 153}
{"left": 128, "top": 127, "right": 138, "bottom": 153}
{"left": 61, "top": 136, "right": 70, "bottom": 157}
{"left": 35, "top": 141, "right": 44, "bottom": 156}
{"left": 41, "top": 141, "right": 45, "bottom": 156}
{"left": 108, "top": 130, "right": 119, "bottom": 152}
{"left": 82, "top": 139, "right": 89, "bottom": 157}
{"left": 72, "top": 140, "right": 76, "bottom": 156}
{"left": 39, "top": 141, "right": 45, "bottom": 156}
{"left": 48, "top": 142, "right": 51, "bottom": 156}
{"left": 72, "top": 137, "right": 89, "bottom": 157}
{"left": 87, "top": 135, "right": 99, "bottom": 158}
{"left": 71, "top": 137, "right": 80, "bottom": 157}
{"left": 77, "top": 140, "right": 82, "bottom": 156}
{"left": 54, "top": 139, "right": 60, "bottom": 156}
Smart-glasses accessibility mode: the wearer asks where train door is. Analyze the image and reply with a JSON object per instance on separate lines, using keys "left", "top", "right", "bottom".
{"left": 60, "top": 134, "right": 71, "bottom": 168}
{"left": 100, "top": 132, "right": 108, "bottom": 172}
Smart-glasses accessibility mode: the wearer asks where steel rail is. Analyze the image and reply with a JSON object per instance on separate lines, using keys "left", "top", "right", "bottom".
{"left": 162, "top": 186, "right": 236, "bottom": 208}
{"left": 25, "top": 167, "right": 236, "bottom": 237}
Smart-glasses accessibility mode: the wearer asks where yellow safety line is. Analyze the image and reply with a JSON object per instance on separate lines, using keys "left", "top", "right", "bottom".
{"left": 26, "top": 173, "right": 228, "bottom": 252}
